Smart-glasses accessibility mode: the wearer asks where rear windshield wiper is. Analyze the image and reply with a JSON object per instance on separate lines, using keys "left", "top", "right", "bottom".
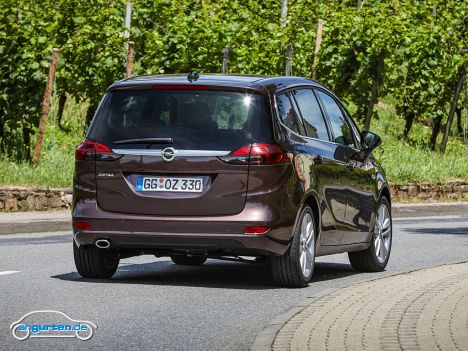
{"left": 114, "top": 138, "right": 174, "bottom": 145}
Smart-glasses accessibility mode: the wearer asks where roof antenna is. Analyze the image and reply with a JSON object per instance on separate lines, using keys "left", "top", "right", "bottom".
{"left": 187, "top": 46, "right": 199, "bottom": 83}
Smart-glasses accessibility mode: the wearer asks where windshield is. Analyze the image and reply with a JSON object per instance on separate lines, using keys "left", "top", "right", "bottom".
{"left": 88, "top": 89, "right": 272, "bottom": 150}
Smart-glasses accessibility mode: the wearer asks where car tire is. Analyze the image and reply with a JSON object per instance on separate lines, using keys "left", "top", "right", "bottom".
{"left": 271, "top": 205, "right": 316, "bottom": 288}
{"left": 73, "top": 241, "right": 119, "bottom": 279}
{"left": 348, "top": 197, "right": 392, "bottom": 272}
{"left": 170, "top": 255, "right": 207, "bottom": 266}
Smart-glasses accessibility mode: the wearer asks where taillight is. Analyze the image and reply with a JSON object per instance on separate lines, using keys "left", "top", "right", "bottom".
{"left": 219, "top": 143, "right": 289, "bottom": 165}
{"left": 75, "top": 138, "right": 112, "bottom": 161}
{"left": 250, "top": 144, "right": 289, "bottom": 164}
{"left": 244, "top": 226, "right": 270, "bottom": 235}
{"left": 73, "top": 221, "right": 91, "bottom": 230}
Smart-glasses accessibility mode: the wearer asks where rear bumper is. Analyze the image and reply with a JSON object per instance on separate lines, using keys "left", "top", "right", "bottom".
{"left": 72, "top": 201, "right": 294, "bottom": 256}
{"left": 74, "top": 231, "right": 287, "bottom": 256}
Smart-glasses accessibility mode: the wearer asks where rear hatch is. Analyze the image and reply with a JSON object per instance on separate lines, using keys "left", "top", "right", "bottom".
{"left": 86, "top": 85, "right": 272, "bottom": 216}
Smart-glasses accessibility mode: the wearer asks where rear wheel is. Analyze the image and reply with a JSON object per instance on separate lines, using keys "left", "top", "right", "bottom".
{"left": 271, "top": 205, "right": 316, "bottom": 288}
{"left": 170, "top": 255, "right": 207, "bottom": 266}
{"left": 348, "top": 197, "right": 392, "bottom": 272}
{"left": 73, "top": 241, "right": 119, "bottom": 279}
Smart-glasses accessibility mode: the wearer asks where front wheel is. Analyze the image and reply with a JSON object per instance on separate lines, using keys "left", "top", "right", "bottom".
{"left": 348, "top": 197, "right": 392, "bottom": 272}
{"left": 271, "top": 205, "right": 316, "bottom": 288}
{"left": 73, "top": 241, "right": 119, "bottom": 279}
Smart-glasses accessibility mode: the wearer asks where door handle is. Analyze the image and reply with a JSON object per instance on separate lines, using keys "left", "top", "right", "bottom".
{"left": 313, "top": 155, "right": 323, "bottom": 165}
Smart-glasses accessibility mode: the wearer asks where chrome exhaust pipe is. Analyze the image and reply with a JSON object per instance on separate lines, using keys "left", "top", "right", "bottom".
{"left": 95, "top": 239, "right": 111, "bottom": 249}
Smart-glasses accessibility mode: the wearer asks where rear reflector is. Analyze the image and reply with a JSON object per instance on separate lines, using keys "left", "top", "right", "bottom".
{"left": 244, "top": 226, "right": 270, "bottom": 235}
{"left": 151, "top": 85, "right": 210, "bottom": 90}
{"left": 219, "top": 143, "right": 289, "bottom": 165}
{"left": 75, "top": 138, "right": 112, "bottom": 160}
{"left": 73, "top": 221, "right": 91, "bottom": 231}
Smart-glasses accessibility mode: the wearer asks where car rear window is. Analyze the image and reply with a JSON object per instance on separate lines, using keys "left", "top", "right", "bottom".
{"left": 87, "top": 89, "right": 272, "bottom": 150}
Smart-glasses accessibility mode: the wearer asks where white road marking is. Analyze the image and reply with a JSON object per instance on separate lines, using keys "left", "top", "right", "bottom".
{"left": 0, "top": 271, "right": 21, "bottom": 276}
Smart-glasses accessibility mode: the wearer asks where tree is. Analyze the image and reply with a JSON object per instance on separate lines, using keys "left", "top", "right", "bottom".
{"left": 389, "top": 0, "right": 467, "bottom": 149}
{"left": 54, "top": 0, "right": 126, "bottom": 126}
{"left": 0, "top": 0, "right": 59, "bottom": 160}
{"left": 315, "top": 1, "right": 405, "bottom": 129}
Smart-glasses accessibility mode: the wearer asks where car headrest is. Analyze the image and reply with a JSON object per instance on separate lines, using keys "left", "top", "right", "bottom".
{"left": 179, "top": 102, "right": 217, "bottom": 130}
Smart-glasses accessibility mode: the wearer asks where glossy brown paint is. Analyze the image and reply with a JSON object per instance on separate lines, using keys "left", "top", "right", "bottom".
{"left": 303, "top": 138, "right": 351, "bottom": 246}
{"left": 96, "top": 156, "right": 249, "bottom": 216}
{"left": 72, "top": 74, "right": 390, "bottom": 258}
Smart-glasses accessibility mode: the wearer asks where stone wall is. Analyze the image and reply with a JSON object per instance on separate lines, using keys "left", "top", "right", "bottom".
{"left": 0, "top": 181, "right": 467, "bottom": 212}
{"left": 390, "top": 181, "right": 468, "bottom": 203}
{"left": 0, "top": 186, "right": 72, "bottom": 212}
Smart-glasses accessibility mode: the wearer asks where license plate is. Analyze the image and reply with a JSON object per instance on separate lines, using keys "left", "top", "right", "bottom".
{"left": 136, "top": 177, "right": 203, "bottom": 192}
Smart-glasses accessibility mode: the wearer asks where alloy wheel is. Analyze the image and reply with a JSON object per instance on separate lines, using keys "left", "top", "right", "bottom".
{"left": 374, "top": 203, "right": 392, "bottom": 263}
{"left": 299, "top": 212, "right": 315, "bottom": 278}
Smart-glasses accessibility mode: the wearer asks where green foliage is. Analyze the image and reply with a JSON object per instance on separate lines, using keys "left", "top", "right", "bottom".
{"left": 0, "top": 0, "right": 466, "bottom": 173}
{"left": 55, "top": 1, "right": 126, "bottom": 106}
{"left": 131, "top": 1, "right": 287, "bottom": 75}
{"left": 370, "top": 99, "right": 468, "bottom": 184}
{"left": 389, "top": 1, "right": 467, "bottom": 124}
{"left": 0, "top": 0, "right": 126, "bottom": 159}
{"left": 0, "top": 0, "right": 58, "bottom": 159}
{"left": 0, "top": 97, "right": 86, "bottom": 187}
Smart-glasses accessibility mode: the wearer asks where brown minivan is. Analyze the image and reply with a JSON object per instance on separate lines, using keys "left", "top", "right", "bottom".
{"left": 72, "top": 74, "right": 392, "bottom": 287}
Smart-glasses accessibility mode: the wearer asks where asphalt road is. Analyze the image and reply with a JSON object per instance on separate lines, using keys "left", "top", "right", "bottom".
{"left": 1, "top": 215, "right": 467, "bottom": 350}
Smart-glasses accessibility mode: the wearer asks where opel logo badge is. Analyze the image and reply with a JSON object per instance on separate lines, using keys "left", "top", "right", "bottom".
{"left": 161, "top": 147, "right": 176, "bottom": 162}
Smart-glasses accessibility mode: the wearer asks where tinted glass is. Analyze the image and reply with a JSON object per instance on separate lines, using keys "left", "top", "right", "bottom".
{"left": 344, "top": 111, "right": 362, "bottom": 149}
{"left": 276, "top": 93, "right": 303, "bottom": 134}
{"left": 317, "top": 91, "right": 355, "bottom": 147}
{"left": 88, "top": 90, "right": 272, "bottom": 150}
{"left": 291, "top": 89, "right": 329, "bottom": 141}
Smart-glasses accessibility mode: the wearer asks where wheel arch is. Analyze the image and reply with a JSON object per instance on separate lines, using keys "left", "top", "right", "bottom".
{"left": 379, "top": 186, "right": 391, "bottom": 206}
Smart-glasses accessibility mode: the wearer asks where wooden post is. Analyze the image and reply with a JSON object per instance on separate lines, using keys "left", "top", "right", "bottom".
{"left": 357, "top": 0, "right": 364, "bottom": 11}
{"left": 221, "top": 45, "right": 231, "bottom": 74}
{"left": 33, "top": 48, "right": 59, "bottom": 164}
{"left": 125, "top": 41, "right": 135, "bottom": 78}
{"left": 124, "top": 2, "right": 132, "bottom": 40}
{"left": 285, "top": 44, "right": 293, "bottom": 76}
{"left": 281, "top": 0, "right": 288, "bottom": 28}
{"left": 440, "top": 72, "right": 465, "bottom": 153}
{"left": 312, "top": 19, "right": 324, "bottom": 80}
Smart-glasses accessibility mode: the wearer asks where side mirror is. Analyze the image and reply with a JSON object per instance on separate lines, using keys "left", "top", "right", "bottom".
{"left": 361, "top": 131, "right": 382, "bottom": 153}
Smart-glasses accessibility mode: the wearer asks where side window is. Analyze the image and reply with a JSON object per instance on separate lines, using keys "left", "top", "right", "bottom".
{"left": 343, "top": 110, "right": 362, "bottom": 149}
{"left": 276, "top": 93, "right": 303, "bottom": 134}
{"left": 317, "top": 91, "right": 355, "bottom": 147}
{"left": 291, "top": 89, "right": 330, "bottom": 141}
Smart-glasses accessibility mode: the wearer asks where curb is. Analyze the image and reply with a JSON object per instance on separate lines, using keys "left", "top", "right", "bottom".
{"left": 0, "top": 210, "right": 71, "bottom": 235}
{"left": 0, "top": 220, "right": 70, "bottom": 235}
{"left": 392, "top": 201, "right": 468, "bottom": 217}
{"left": 250, "top": 288, "right": 337, "bottom": 351}
{"left": 249, "top": 261, "right": 468, "bottom": 351}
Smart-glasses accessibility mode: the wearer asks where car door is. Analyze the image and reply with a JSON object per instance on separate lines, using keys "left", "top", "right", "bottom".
{"left": 340, "top": 107, "right": 377, "bottom": 241}
{"left": 315, "top": 90, "right": 375, "bottom": 244}
{"left": 289, "top": 88, "right": 349, "bottom": 246}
